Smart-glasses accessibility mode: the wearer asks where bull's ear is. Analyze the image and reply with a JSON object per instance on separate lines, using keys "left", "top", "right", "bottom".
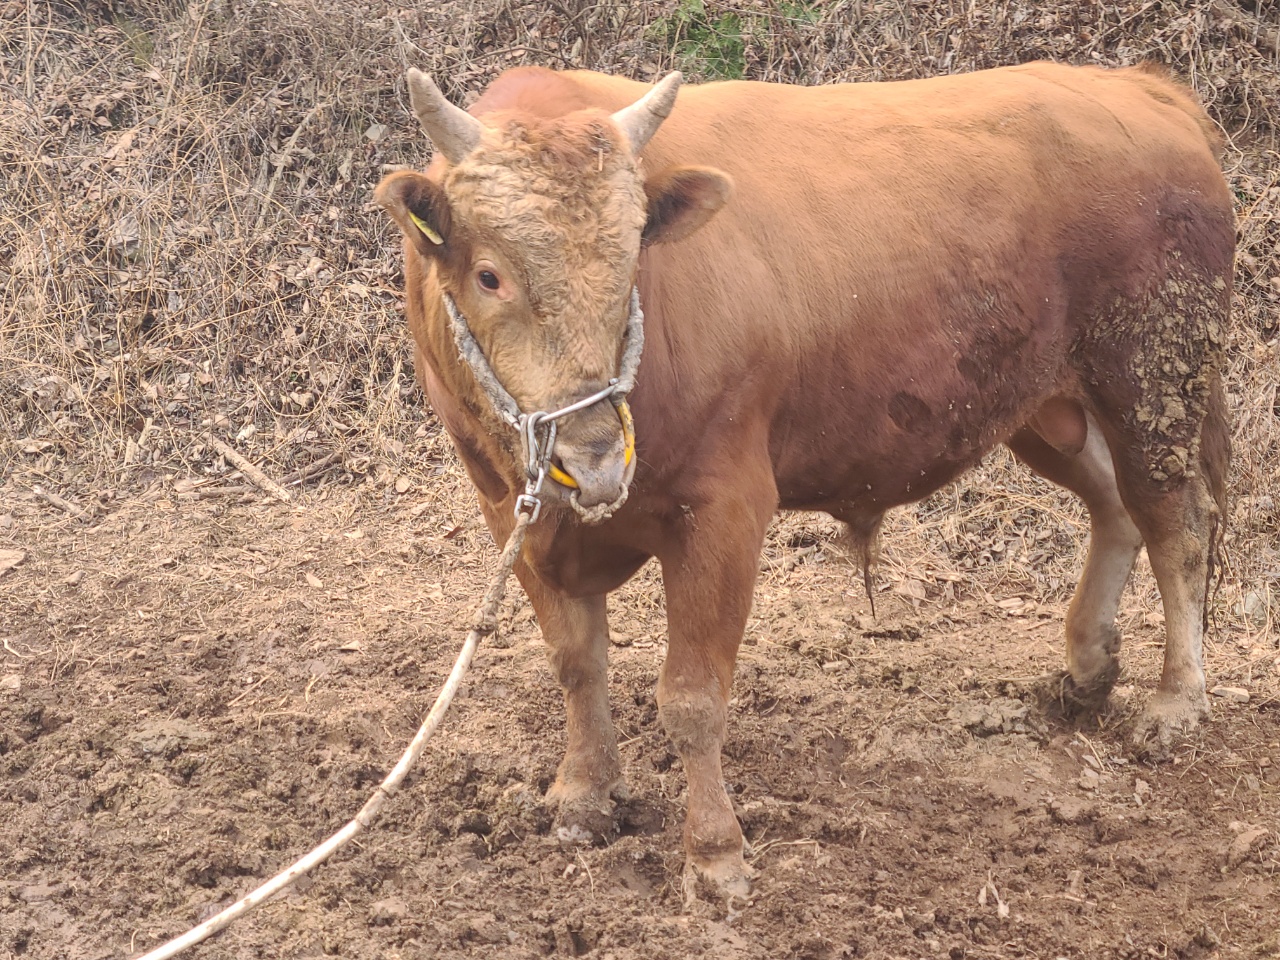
{"left": 642, "top": 165, "right": 732, "bottom": 246}
{"left": 374, "top": 170, "right": 453, "bottom": 258}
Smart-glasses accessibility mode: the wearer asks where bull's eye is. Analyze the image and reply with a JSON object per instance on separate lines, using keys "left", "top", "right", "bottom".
{"left": 473, "top": 259, "right": 508, "bottom": 299}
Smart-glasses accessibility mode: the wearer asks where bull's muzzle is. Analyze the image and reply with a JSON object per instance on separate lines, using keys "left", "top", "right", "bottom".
{"left": 548, "top": 401, "right": 636, "bottom": 509}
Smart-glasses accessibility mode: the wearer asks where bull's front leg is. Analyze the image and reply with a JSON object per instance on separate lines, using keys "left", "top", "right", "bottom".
{"left": 477, "top": 500, "right": 625, "bottom": 840}
{"left": 521, "top": 579, "right": 627, "bottom": 841}
{"left": 657, "top": 490, "right": 774, "bottom": 904}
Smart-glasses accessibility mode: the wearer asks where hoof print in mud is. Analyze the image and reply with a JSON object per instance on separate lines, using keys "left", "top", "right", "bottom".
{"left": 1035, "top": 666, "right": 1119, "bottom": 720}
{"left": 616, "top": 795, "right": 667, "bottom": 837}
{"left": 948, "top": 698, "right": 1047, "bottom": 739}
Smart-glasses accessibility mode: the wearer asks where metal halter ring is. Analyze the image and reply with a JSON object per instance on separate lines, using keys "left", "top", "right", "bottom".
{"left": 512, "top": 381, "right": 635, "bottom": 521}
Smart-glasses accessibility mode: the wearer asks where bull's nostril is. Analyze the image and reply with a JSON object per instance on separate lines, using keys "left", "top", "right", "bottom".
{"left": 587, "top": 436, "right": 618, "bottom": 459}
{"left": 552, "top": 442, "right": 629, "bottom": 505}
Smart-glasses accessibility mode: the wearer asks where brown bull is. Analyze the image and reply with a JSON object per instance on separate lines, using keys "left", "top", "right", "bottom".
{"left": 376, "top": 62, "right": 1232, "bottom": 898}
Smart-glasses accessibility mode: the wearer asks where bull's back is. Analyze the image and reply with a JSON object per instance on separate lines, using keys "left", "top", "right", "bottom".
{"left": 638, "top": 62, "right": 1229, "bottom": 324}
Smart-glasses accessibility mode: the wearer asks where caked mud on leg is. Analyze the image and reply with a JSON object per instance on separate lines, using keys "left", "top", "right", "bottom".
{"left": 1051, "top": 241, "right": 1231, "bottom": 755}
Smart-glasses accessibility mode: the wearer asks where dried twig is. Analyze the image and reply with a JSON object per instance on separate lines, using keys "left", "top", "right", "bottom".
{"left": 254, "top": 103, "right": 327, "bottom": 235}
{"left": 31, "top": 485, "right": 89, "bottom": 520}
{"left": 207, "top": 436, "right": 293, "bottom": 503}
{"left": 3, "top": 638, "right": 34, "bottom": 660}
{"left": 174, "top": 484, "right": 257, "bottom": 500}
{"left": 279, "top": 451, "right": 344, "bottom": 487}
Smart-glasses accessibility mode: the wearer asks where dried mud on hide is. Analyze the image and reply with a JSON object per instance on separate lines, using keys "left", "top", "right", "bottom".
{"left": 3, "top": 1, "right": 1280, "bottom": 959}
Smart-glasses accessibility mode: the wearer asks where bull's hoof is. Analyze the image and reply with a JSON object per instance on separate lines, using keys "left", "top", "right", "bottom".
{"left": 546, "top": 777, "right": 629, "bottom": 846}
{"left": 1130, "top": 690, "right": 1209, "bottom": 761}
{"left": 681, "top": 850, "right": 754, "bottom": 911}
{"left": 1036, "top": 663, "right": 1119, "bottom": 719}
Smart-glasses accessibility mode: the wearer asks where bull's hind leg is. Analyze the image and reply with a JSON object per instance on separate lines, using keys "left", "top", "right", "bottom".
{"left": 1007, "top": 411, "right": 1145, "bottom": 713}
{"left": 1083, "top": 280, "right": 1231, "bottom": 756}
{"left": 1103, "top": 375, "right": 1229, "bottom": 756}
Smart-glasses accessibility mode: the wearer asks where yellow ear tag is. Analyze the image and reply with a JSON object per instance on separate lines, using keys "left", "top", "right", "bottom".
{"left": 408, "top": 211, "right": 443, "bottom": 245}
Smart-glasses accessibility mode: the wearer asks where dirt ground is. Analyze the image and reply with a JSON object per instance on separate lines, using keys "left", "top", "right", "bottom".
{"left": 2, "top": 466, "right": 1278, "bottom": 960}
{"left": 4, "top": 0, "right": 1280, "bottom": 957}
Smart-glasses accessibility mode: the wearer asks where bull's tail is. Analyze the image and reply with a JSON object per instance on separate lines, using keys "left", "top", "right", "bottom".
{"left": 1200, "top": 370, "right": 1231, "bottom": 629}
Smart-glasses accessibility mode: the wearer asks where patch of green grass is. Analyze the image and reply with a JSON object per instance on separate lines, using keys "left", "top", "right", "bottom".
{"left": 776, "top": 1, "right": 821, "bottom": 26}
{"left": 650, "top": 0, "right": 746, "bottom": 80}
{"left": 649, "top": 0, "right": 822, "bottom": 80}
{"left": 114, "top": 14, "right": 156, "bottom": 68}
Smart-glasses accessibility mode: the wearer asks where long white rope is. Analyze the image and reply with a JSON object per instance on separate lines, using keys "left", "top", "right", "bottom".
{"left": 134, "top": 512, "right": 531, "bottom": 960}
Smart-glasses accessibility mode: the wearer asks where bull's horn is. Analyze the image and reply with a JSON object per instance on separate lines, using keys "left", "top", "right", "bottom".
{"left": 610, "top": 72, "right": 682, "bottom": 155}
{"left": 406, "top": 68, "right": 484, "bottom": 164}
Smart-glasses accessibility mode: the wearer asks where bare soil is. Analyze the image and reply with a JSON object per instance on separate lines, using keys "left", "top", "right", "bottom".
{"left": 2, "top": 474, "right": 1278, "bottom": 960}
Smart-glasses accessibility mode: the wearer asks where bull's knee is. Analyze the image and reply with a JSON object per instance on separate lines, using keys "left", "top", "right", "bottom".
{"left": 658, "top": 695, "right": 726, "bottom": 755}
{"left": 546, "top": 646, "right": 604, "bottom": 692}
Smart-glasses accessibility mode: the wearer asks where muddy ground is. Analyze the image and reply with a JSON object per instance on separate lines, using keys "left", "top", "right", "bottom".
{"left": 2, "top": 470, "right": 1277, "bottom": 960}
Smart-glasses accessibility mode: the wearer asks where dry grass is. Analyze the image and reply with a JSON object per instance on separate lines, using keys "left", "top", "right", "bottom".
{"left": 1, "top": 0, "right": 1277, "bottom": 661}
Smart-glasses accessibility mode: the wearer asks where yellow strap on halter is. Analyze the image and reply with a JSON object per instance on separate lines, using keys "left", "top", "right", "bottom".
{"left": 546, "top": 400, "right": 635, "bottom": 491}
{"left": 408, "top": 211, "right": 443, "bottom": 245}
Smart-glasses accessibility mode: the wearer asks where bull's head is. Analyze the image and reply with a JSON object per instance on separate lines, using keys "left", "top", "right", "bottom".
{"left": 376, "top": 70, "right": 731, "bottom": 512}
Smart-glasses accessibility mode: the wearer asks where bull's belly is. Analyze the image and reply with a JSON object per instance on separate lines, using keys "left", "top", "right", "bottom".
{"left": 769, "top": 379, "right": 1043, "bottom": 515}
{"left": 766, "top": 305, "right": 1071, "bottom": 514}
{"left": 775, "top": 441, "right": 991, "bottom": 516}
